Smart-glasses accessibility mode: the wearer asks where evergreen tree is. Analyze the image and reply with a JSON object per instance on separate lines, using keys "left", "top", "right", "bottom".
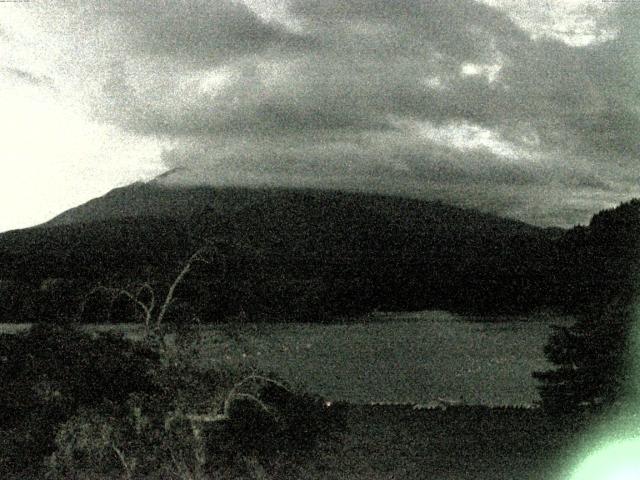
{"left": 533, "top": 199, "right": 640, "bottom": 413}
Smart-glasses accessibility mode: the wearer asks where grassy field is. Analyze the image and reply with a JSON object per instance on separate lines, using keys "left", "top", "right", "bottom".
{"left": 242, "top": 403, "right": 593, "bottom": 480}
{"left": 302, "top": 403, "right": 640, "bottom": 480}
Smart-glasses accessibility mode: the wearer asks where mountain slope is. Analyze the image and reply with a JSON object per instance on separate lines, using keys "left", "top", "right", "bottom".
{"left": 43, "top": 182, "right": 542, "bottom": 235}
{"left": 0, "top": 183, "right": 564, "bottom": 321}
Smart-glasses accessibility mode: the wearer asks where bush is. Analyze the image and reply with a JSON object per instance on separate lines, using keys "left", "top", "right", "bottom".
{"left": 214, "top": 376, "right": 343, "bottom": 458}
{"left": 46, "top": 402, "right": 207, "bottom": 480}
{"left": 0, "top": 323, "right": 159, "bottom": 472}
{"left": 46, "top": 377, "right": 344, "bottom": 479}
{"left": 0, "top": 322, "right": 344, "bottom": 478}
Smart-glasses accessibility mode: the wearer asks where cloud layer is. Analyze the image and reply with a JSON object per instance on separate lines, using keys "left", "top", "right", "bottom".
{"left": 4, "top": 0, "right": 639, "bottom": 227}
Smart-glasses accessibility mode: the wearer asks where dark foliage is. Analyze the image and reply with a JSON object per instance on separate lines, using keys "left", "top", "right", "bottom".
{"left": 44, "top": 369, "right": 344, "bottom": 479}
{"left": 533, "top": 199, "right": 640, "bottom": 413}
{"left": 0, "top": 323, "right": 159, "bottom": 473}
{"left": 220, "top": 380, "right": 344, "bottom": 458}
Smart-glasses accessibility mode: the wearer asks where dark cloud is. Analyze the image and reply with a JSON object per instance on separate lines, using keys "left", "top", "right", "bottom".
{"left": 96, "top": 58, "right": 392, "bottom": 137}
{"left": 70, "top": 0, "right": 313, "bottom": 67}
{"left": 91, "top": 0, "right": 615, "bottom": 141}
{"left": 570, "top": 102, "right": 640, "bottom": 158}
{"left": 290, "top": 0, "right": 529, "bottom": 61}
{"left": 41, "top": 0, "right": 639, "bottom": 226}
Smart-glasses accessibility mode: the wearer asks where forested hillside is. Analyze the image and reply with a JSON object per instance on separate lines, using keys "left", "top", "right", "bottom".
{"left": 0, "top": 183, "right": 636, "bottom": 323}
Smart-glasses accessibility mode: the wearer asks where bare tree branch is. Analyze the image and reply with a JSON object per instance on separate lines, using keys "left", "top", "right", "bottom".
{"left": 225, "top": 393, "right": 275, "bottom": 416}
{"left": 79, "top": 242, "right": 225, "bottom": 343}
{"left": 136, "top": 282, "right": 156, "bottom": 314}
{"left": 222, "top": 374, "right": 292, "bottom": 418}
{"left": 155, "top": 247, "right": 212, "bottom": 327}
{"left": 111, "top": 443, "right": 134, "bottom": 480}
{"left": 83, "top": 285, "right": 154, "bottom": 326}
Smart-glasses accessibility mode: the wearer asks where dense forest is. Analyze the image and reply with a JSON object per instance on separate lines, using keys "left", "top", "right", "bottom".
{"left": 0, "top": 184, "right": 637, "bottom": 323}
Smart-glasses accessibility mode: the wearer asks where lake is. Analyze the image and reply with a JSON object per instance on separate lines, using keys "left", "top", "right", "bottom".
{"left": 1, "top": 311, "right": 575, "bottom": 406}
{"left": 201, "top": 311, "right": 575, "bottom": 406}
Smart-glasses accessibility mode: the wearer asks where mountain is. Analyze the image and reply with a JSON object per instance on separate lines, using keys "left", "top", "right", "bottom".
{"left": 0, "top": 180, "right": 572, "bottom": 323}
{"left": 43, "top": 181, "right": 539, "bottom": 235}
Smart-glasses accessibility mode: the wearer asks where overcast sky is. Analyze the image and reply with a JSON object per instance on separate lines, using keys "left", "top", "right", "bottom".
{"left": 1, "top": 0, "right": 638, "bottom": 232}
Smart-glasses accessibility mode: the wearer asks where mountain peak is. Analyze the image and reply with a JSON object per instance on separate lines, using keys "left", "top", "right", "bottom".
{"left": 147, "top": 166, "right": 191, "bottom": 185}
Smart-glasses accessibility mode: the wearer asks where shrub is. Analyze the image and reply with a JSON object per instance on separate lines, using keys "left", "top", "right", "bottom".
{"left": 0, "top": 323, "right": 159, "bottom": 473}
{"left": 46, "top": 401, "right": 208, "bottom": 480}
{"left": 45, "top": 372, "right": 344, "bottom": 479}
{"left": 0, "top": 322, "right": 344, "bottom": 478}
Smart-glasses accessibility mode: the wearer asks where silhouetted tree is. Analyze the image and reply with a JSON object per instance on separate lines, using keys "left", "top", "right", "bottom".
{"left": 533, "top": 199, "right": 640, "bottom": 413}
{"left": 533, "top": 288, "right": 638, "bottom": 412}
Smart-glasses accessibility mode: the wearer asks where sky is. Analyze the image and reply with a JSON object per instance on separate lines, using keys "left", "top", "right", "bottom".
{"left": 0, "top": 0, "right": 638, "bottom": 232}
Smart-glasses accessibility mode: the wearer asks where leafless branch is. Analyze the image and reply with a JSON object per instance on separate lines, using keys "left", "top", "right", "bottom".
{"left": 155, "top": 247, "right": 214, "bottom": 327}
{"left": 87, "top": 285, "right": 155, "bottom": 327}
{"left": 111, "top": 443, "right": 134, "bottom": 480}
{"left": 79, "top": 242, "right": 224, "bottom": 343}
{"left": 136, "top": 282, "right": 156, "bottom": 314}
{"left": 222, "top": 374, "right": 291, "bottom": 418}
